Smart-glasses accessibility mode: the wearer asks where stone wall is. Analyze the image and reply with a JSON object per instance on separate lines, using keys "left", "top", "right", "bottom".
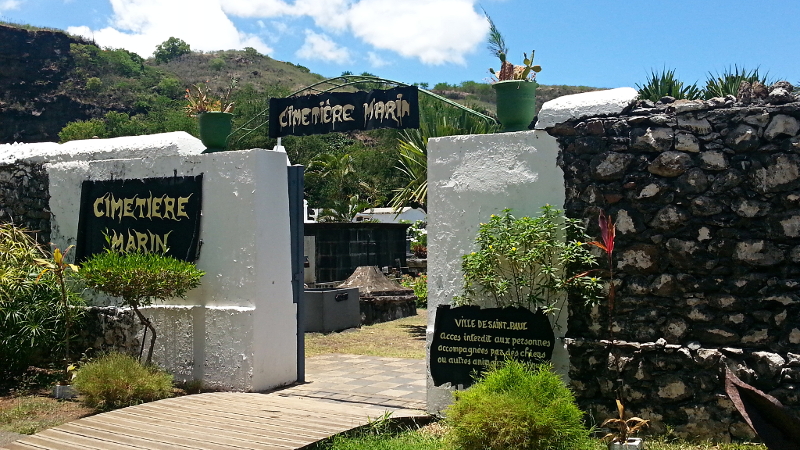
{"left": 0, "top": 162, "right": 50, "bottom": 244}
{"left": 548, "top": 83, "right": 800, "bottom": 440}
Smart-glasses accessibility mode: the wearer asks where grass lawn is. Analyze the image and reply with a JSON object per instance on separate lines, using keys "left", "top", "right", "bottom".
{"left": 305, "top": 309, "right": 427, "bottom": 359}
{"left": 0, "top": 394, "right": 93, "bottom": 435}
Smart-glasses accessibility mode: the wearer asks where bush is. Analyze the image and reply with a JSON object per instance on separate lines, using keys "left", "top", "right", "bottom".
{"left": 445, "top": 361, "right": 593, "bottom": 450}
{"left": 704, "top": 65, "right": 769, "bottom": 99}
{"left": 0, "top": 224, "right": 84, "bottom": 379}
{"left": 401, "top": 274, "right": 428, "bottom": 308}
{"left": 636, "top": 68, "right": 702, "bottom": 101}
{"left": 72, "top": 352, "right": 173, "bottom": 410}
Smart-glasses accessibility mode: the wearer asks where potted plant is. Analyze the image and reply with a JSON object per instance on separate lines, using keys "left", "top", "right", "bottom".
{"left": 601, "top": 399, "right": 649, "bottom": 450}
{"left": 486, "top": 12, "right": 542, "bottom": 132}
{"left": 185, "top": 79, "right": 236, "bottom": 152}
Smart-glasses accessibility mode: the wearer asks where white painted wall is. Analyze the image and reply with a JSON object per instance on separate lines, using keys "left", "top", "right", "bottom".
{"left": 425, "top": 130, "right": 567, "bottom": 414}
{"left": 46, "top": 144, "right": 296, "bottom": 392}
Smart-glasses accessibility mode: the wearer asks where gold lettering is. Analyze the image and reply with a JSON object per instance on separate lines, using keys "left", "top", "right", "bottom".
{"left": 135, "top": 230, "right": 148, "bottom": 252}
{"left": 332, "top": 104, "right": 343, "bottom": 128}
{"left": 110, "top": 229, "right": 124, "bottom": 250}
{"left": 162, "top": 196, "right": 176, "bottom": 220}
{"left": 363, "top": 99, "right": 374, "bottom": 126}
{"left": 135, "top": 197, "right": 148, "bottom": 218}
{"left": 110, "top": 195, "right": 123, "bottom": 222}
{"left": 123, "top": 197, "right": 135, "bottom": 218}
{"left": 343, "top": 104, "right": 355, "bottom": 122}
{"left": 279, "top": 106, "right": 290, "bottom": 129}
{"left": 374, "top": 101, "right": 384, "bottom": 121}
{"left": 312, "top": 107, "right": 321, "bottom": 124}
{"left": 177, "top": 195, "right": 191, "bottom": 219}
{"left": 93, "top": 194, "right": 106, "bottom": 217}
{"left": 301, "top": 108, "right": 311, "bottom": 125}
{"left": 125, "top": 230, "right": 137, "bottom": 252}
{"left": 151, "top": 196, "right": 162, "bottom": 219}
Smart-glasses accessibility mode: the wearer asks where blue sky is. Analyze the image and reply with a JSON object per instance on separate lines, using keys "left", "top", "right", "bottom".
{"left": 2, "top": 0, "right": 798, "bottom": 90}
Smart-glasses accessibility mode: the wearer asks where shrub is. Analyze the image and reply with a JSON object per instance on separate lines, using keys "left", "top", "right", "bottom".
{"left": 456, "top": 206, "right": 601, "bottom": 313}
{"left": 704, "top": 65, "right": 770, "bottom": 99}
{"left": 636, "top": 68, "right": 702, "bottom": 101}
{"left": 0, "top": 224, "right": 84, "bottom": 379}
{"left": 72, "top": 352, "right": 173, "bottom": 410}
{"left": 81, "top": 251, "right": 204, "bottom": 364}
{"left": 401, "top": 274, "right": 428, "bottom": 308}
{"left": 445, "top": 360, "right": 593, "bottom": 450}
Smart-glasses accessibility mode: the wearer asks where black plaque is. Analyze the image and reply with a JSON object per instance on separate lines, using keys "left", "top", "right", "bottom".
{"left": 430, "top": 305, "right": 555, "bottom": 388}
{"left": 75, "top": 175, "right": 203, "bottom": 263}
{"left": 269, "top": 86, "right": 419, "bottom": 138}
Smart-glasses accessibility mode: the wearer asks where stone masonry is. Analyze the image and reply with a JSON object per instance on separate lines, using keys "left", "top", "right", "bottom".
{"left": 548, "top": 83, "right": 800, "bottom": 441}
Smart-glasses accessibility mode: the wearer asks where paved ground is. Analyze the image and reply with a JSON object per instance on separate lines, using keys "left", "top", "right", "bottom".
{"left": 280, "top": 354, "right": 427, "bottom": 411}
{"left": 1, "top": 354, "right": 427, "bottom": 450}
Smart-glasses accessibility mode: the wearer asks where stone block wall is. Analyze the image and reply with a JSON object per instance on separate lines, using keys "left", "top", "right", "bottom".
{"left": 548, "top": 85, "right": 800, "bottom": 440}
{"left": 0, "top": 161, "right": 50, "bottom": 243}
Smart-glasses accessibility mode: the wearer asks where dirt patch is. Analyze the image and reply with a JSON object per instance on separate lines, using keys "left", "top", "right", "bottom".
{"left": 0, "top": 394, "right": 94, "bottom": 436}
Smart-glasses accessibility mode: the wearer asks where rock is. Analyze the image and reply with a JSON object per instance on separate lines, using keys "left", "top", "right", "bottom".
{"left": 675, "top": 132, "right": 701, "bottom": 152}
{"left": 648, "top": 151, "right": 693, "bottom": 177}
{"left": 790, "top": 329, "right": 800, "bottom": 344}
{"left": 650, "top": 274, "right": 678, "bottom": 297}
{"left": 677, "top": 116, "right": 713, "bottom": 134}
{"left": 787, "top": 353, "right": 800, "bottom": 367}
{"left": 751, "top": 153, "right": 800, "bottom": 193}
{"left": 657, "top": 376, "right": 691, "bottom": 401}
{"left": 744, "top": 111, "right": 771, "bottom": 127}
{"left": 690, "top": 196, "right": 724, "bottom": 216}
{"left": 694, "top": 327, "right": 740, "bottom": 344}
{"left": 676, "top": 168, "right": 710, "bottom": 193}
{"left": 617, "top": 244, "right": 661, "bottom": 274}
{"left": 764, "top": 114, "right": 800, "bottom": 140}
{"left": 590, "top": 152, "right": 634, "bottom": 180}
{"left": 725, "top": 124, "right": 760, "bottom": 152}
{"left": 731, "top": 198, "right": 770, "bottom": 218}
{"left": 674, "top": 100, "right": 706, "bottom": 113}
{"left": 631, "top": 127, "right": 674, "bottom": 152}
{"left": 734, "top": 240, "right": 785, "bottom": 266}
{"left": 741, "top": 329, "right": 770, "bottom": 344}
{"left": 767, "top": 87, "right": 796, "bottom": 104}
{"left": 695, "top": 348, "right": 722, "bottom": 368}
{"left": 751, "top": 351, "right": 785, "bottom": 377}
{"left": 711, "top": 169, "right": 744, "bottom": 194}
{"left": 662, "top": 317, "right": 689, "bottom": 342}
{"left": 650, "top": 205, "right": 689, "bottom": 230}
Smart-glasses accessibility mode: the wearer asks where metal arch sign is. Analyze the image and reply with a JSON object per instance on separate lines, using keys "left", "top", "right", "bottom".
{"left": 268, "top": 86, "right": 419, "bottom": 138}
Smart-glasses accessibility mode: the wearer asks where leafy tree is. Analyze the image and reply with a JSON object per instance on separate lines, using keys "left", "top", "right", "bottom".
{"left": 153, "top": 37, "right": 191, "bottom": 64}
{"left": 81, "top": 251, "right": 204, "bottom": 365}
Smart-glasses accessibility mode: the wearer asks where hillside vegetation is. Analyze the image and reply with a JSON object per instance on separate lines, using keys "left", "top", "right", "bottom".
{"left": 0, "top": 22, "right": 601, "bottom": 212}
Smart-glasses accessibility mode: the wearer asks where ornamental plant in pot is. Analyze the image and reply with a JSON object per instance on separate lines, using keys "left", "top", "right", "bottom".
{"left": 486, "top": 12, "right": 541, "bottom": 132}
{"left": 185, "top": 79, "right": 236, "bottom": 152}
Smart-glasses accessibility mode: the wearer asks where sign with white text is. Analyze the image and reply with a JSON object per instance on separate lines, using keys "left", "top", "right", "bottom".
{"left": 75, "top": 175, "right": 203, "bottom": 263}
{"left": 429, "top": 305, "right": 555, "bottom": 388}
{"left": 269, "top": 86, "right": 419, "bottom": 137}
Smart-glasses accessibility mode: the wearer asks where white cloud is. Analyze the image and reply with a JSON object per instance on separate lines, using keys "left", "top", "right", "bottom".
{"left": 367, "top": 51, "right": 389, "bottom": 68}
{"left": 68, "top": 0, "right": 272, "bottom": 57}
{"left": 296, "top": 29, "right": 350, "bottom": 63}
{"left": 64, "top": 0, "right": 486, "bottom": 66}
{"left": 0, "top": 0, "right": 22, "bottom": 11}
{"left": 347, "top": 0, "right": 486, "bottom": 65}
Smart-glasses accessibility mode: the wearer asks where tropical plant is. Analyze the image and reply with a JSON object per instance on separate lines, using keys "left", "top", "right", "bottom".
{"left": 601, "top": 399, "right": 649, "bottom": 444}
{"left": 455, "top": 206, "right": 602, "bottom": 317}
{"left": 72, "top": 352, "right": 173, "bottom": 410}
{"left": 485, "top": 11, "right": 541, "bottom": 82}
{"left": 703, "top": 65, "right": 769, "bottom": 99}
{"left": 80, "top": 250, "right": 204, "bottom": 365}
{"left": 0, "top": 224, "right": 85, "bottom": 377}
{"left": 445, "top": 360, "right": 594, "bottom": 450}
{"left": 33, "top": 245, "right": 80, "bottom": 382}
{"left": 588, "top": 211, "right": 616, "bottom": 337}
{"left": 636, "top": 68, "right": 702, "bottom": 101}
{"left": 400, "top": 274, "right": 428, "bottom": 309}
{"left": 185, "top": 78, "right": 237, "bottom": 116}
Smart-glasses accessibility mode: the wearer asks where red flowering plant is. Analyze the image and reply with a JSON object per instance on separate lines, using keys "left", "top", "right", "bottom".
{"left": 588, "top": 211, "right": 616, "bottom": 337}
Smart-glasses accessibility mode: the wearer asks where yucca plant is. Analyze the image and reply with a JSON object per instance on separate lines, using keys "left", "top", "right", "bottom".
{"left": 703, "top": 65, "right": 769, "bottom": 99}
{"left": 601, "top": 399, "right": 649, "bottom": 444}
{"left": 80, "top": 251, "right": 204, "bottom": 365}
{"left": 636, "top": 68, "right": 702, "bottom": 101}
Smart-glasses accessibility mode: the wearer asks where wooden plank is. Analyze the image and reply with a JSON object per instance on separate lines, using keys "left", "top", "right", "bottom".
{"left": 72, "top": 414, "right": 309, "bottom": 449}
{"left": 56, "top": 422, "right": 291, "bottom": 450}
{"left": 106, "top": 407, "right": 335, "bottom": 440}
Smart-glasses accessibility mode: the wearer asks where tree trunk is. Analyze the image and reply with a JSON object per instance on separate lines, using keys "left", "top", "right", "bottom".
{"left": 131, "top": 304, "right": 157, "bottom": 365}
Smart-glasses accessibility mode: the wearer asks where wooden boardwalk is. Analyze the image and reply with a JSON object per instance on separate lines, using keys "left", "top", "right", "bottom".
{"left": 4, "top": 391, "right": 425, "bottom": 450}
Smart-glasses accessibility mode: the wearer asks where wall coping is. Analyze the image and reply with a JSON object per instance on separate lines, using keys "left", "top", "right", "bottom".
{"left": 0, "top": 131, "right": 205, "bottom": 165}
{"left": 536, "top": 87, "right": 639, "bottom": 130}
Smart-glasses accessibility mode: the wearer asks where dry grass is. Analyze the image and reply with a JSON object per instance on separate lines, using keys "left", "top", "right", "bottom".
{"left": 0, "top": 395, "right": 93, "bottom": 435}
{"left": 305, "top": 309, "right": 427, "bottom": 359}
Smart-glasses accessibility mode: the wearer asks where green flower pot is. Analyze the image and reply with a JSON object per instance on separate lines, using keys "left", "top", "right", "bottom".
{"left": 197, "top": 111, "right": 233, "bottom": 152}
{"left": 492, "top": 80, "right": 538, "bottom": 132}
